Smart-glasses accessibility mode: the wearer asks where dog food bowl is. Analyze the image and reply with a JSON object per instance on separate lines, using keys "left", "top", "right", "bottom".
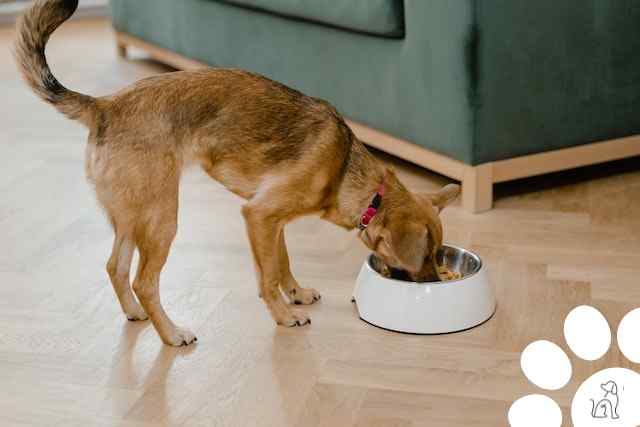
{"left": 352, "top": 245, "right": 496, "bottom": 334}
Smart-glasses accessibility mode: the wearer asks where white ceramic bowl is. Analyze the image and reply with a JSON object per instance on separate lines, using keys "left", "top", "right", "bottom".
{"left": 353, "top": 245, "right": 496, "bottom": 334}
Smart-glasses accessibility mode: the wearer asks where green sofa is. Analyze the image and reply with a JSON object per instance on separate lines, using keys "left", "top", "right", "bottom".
{"left": 110, "top": 0, "right": 640, "bottom": 211}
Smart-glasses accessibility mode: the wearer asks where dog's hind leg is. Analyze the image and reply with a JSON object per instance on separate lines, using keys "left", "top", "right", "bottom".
{"left": 132, "top": 202, "right": 197, "bottom": 346}
{"left": 106, "top": 226, "right": 148, "bottom": 321}
{"left": 278, "top": 229, "right": 320, "bottom": 305}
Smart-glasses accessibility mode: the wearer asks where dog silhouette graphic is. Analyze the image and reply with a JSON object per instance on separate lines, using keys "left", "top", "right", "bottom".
{"left": 590, "top": 380, "right": 620, "bottom": 419}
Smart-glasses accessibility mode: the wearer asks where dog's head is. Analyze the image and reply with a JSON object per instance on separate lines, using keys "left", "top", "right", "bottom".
{"left": 360, "top": 171, "right": 460, "bottom": 281}
{"left": 601, "top": 381, "right": 618, "bottom": 395}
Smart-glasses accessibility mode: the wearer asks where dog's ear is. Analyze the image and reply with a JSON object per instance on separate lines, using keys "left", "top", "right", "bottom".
{"left": 419, "top": 184, "right": 461, "bottom": 213}
{"left": 380, "top": 222, "right": 428, "bottom": 273}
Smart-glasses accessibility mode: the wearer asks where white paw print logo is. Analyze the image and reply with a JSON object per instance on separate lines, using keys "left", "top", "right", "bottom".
{"left": 509, "top": 306, "right": 640, "bottom": 427}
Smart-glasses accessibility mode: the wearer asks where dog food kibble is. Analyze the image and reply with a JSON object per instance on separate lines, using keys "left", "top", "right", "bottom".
{"left": 437, "top": 266, "right": 462, "bottom": 281}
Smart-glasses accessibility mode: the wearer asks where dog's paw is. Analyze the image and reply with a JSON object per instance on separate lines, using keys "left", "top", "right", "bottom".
{"left": 291, "top": 287, "right": 321, "bottom": 305}
{"left": 162, "top": 328, "right": 198, "bottom": 346}
{"left": 125, "top": 305, "right": 149, "bottom": 321}
{"left": 280, "top": 310, "right": 311, "bottom": 327}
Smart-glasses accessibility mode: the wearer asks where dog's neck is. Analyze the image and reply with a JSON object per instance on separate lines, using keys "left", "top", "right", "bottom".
{"left": 323, "top": 139, "right": 387, "bottom": 229}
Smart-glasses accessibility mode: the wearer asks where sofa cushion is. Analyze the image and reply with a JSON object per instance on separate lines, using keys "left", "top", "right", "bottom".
{"left": 216, "top": 0, "right": 404, "bottom": 38}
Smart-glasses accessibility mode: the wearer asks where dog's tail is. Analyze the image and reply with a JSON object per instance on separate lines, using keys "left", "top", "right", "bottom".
{"left": 14, "top": 0, "right": 96, "bottom": 126}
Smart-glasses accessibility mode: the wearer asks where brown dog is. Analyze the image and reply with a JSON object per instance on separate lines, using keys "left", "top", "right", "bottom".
{"left": 15, "top": 0, "right": 460, "bottom": 346}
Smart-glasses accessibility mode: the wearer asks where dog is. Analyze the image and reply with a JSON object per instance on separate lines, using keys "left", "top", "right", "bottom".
{"left": 590, "top": 381, "right": 620, "bottom": 419}
{"left": 15, "top": 0, "right": 460, "bottom": 346}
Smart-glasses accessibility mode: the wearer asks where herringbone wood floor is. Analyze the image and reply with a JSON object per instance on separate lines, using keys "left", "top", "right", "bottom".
{"left": 2, "top": 19, "right": 640, "bottom": 427}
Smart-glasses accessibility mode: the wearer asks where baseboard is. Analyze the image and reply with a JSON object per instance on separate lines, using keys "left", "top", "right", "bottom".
{"left": 0, "top": 0, "right": 109, "bottom": 26}
{"left": 491, "top": 134, "right": 640, "bottom": 183}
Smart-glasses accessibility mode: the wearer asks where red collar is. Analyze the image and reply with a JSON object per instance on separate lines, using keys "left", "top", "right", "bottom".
{"left": 358, "top": 184, "right": 385, "bottom": 230}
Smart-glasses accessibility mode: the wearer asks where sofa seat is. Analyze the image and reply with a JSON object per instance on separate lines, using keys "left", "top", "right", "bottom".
{"left": 216, "top": 0, "right": 404, "bottom": 38}
{"left": 110, "top": 0, "right": 640, "bottom": 166}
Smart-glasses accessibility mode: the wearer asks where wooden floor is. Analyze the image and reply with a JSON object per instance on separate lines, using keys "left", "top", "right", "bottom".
{"left": 2, "top": 19, "right": 640, "bottom": 427}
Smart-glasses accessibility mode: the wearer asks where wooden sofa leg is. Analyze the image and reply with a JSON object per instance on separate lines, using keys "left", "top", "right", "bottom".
{"left": 462, "top": 163, "right": 493, "bottom": 213}
{"left": 116, "top": 42, "right": 127, "bottom": 59}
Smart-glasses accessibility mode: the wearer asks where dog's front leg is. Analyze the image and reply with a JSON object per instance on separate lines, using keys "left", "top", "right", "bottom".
{"left": 278, "top": 230, "right": 321, "bottom": 305}
{"left": 242, "top": 204, "right": 310, "bottom": 326}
